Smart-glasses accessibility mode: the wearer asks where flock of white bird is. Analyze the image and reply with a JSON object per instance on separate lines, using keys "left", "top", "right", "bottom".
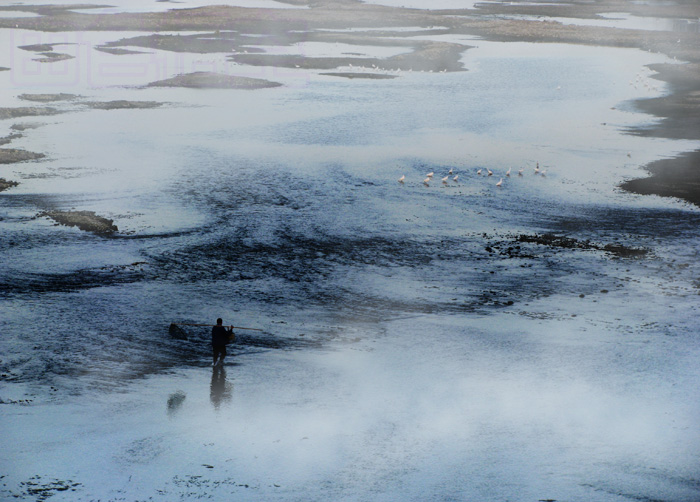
{"left": 629, "top": 71, "right": 660, "bottom": 93}
{"left": 398, "top": 163, "right": 547, "bottom": 187}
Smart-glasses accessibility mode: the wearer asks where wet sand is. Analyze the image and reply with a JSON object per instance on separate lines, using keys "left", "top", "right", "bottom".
{"left": 0, "top": 0, "right": 698, "bottom": 206}
{"left": 620, "top": 60, "right": 700, "bottom": 205}
{"left": 39, "top": 210, "right": 119, "bottom": 234}
{"left": 0, "top": 147, "right": 45, "bottom": 164}
{"left": 0, "top": 178, "right": 19, "bottom": 192}
{"left": 147, "top": 71, "right": 282, "bottom": 89}
{"left": 621, "top": 149, "right": 700, "bottom": 207}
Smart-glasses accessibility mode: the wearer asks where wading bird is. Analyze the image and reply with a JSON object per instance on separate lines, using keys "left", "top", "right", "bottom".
{"left": 496, "top": 178, "right": 503, "bottom": 187}
{"left": 398, "top": 175, "right": 405, "bottom": 183}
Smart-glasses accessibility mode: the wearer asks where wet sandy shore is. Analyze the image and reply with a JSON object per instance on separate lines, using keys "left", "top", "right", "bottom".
{"left": 0, "top": 0, "right": 699, "bottom": 207}
{"left": 2, "top": 5, "right": 699, "bottom": 499}
{"left": 147, "top": 71, "right": 282, "bottom": 89}
{"left": 39, "top": 210, "right": 119, "bottom": 234}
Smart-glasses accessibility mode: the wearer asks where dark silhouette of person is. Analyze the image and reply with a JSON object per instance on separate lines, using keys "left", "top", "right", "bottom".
{"left": 211, "top": 318, "right": 234, "bottom": 366}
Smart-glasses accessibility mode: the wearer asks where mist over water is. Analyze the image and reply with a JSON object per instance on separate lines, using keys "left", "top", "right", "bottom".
{"left": 1, "top": 15, "right": 700, "bottom": 502}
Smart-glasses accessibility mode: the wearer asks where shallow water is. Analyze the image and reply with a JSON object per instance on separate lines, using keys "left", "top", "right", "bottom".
{"left": 499, "top": 12, "right": 700, "bottom": 33}
{"left": 1, "top": 14, "right": 700, "bottom": 502}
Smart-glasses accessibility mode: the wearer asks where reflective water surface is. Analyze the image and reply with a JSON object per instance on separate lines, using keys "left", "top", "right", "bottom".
{"left": 1, "top": 14, "right": 699, "bottom": 502}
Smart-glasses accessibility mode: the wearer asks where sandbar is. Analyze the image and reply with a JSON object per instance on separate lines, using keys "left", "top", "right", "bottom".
{"left": 18, "top": 93, "right": 79, "bottom": 102}
{"left": 147, "top": 71, "right": 282, "bottom": 89}
{"left": 0, "top": 148, "right": 45, "bottom": 164}
{"left": 84, "top": 100, "right": 163, "bottom": 110}
{"left": 0, "top": 178, "right": 19, "bottom": 192}
{"left": 39, "top": 210, "right": 119, "bottom": 234}
{"left": 0, "top": 107, "right": 61, "bottom": 120}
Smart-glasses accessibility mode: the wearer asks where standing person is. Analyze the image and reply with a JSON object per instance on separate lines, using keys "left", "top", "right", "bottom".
{"left": 211, "top": 318, "right": 234, "bottom": 367}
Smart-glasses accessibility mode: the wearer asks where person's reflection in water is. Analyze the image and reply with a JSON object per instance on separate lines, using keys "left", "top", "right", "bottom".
{"left": 210, "top": 365, "right": 232, "bottom": 410}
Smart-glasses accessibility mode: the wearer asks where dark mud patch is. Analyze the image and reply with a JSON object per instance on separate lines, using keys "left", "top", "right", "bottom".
{"left": 95, "top": 46, "right": 150, "bottom": 55}
{"left": 39, "top": 210, "right": 118, "bottom": 234}
{"left": 167, "top": 474, "right": 254, "bottom": 497}
{"left": 5, "top": 476, "right": 82, "bottom": 502}
{"left": 101, "top": 32, "right": 243, "bottom": 54}
{"left": 625, "top": 63, "right": 700, "bottom": 142}
{"left": 621, "top": 149, "right": 700, "bottom": 207}
{"left": 0, "top": 106, "right": 61, "bottom": 120}
{"left": 84, "top": 100, "right": 163, "bottom": 110}
{"left": 508, "top": 233, "right": 650, "bottom": 258}
{"left": 0, "top": 148, "right": 45, "bottom": 164}
{"left": 147, "top": 71, "right": 282, "bottom": 89}
{"left": 18, "top": 93, "right": 79, "bottom": 102}
{"left": 0, "top": 132, "right": 22, "bottom": 146}
{"left": 0, "top": 396, "right": 34, "bottom": 405}
{"left": 0, "top": 3, "right": 440, "bottom": 32}
{"left": 11, "top": 122, "right": 44, "bottom": 131}
{"left": 12, "top": 97, "right": 163, "bottom": 112}
{"left": 0, "top": 4, "right": 110, "bottom": 16}
{"left": 0, "top": 262, "right": 147, "bottom": 296}
{"left": 620, "top": 62, "right": 700, "bottom": 207}
{"left": 18, "top": 43, "right": 75, "bottom": 63}
{"left": 18, "top": 43, "right": 56, "bottom": 52}
{"left": 145, "top": 228, "right": 581, "bottom": 319}
{"left": 0, "top": 67, "right": 9, "bottom": 72}
{"left": 34, "top": 52, "right": 74, "bottom": 63}
{"left": 0, "top": 178, "right": 19, "bottom": 192}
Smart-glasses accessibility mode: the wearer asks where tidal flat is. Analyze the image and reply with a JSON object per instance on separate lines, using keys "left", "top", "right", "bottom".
{"left": 1, "top": 1, "right": 700, "bottom": 501}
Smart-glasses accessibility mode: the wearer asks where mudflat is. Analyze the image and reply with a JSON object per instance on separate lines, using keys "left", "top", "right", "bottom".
{"left": 0, "top": 0, "right": 699, "bottom": 205}
{"left": 147, "top": 71, "right": 282, "bottom": 89}
{"left": 39, "top": 210, "right": 119, "bottom": 234}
